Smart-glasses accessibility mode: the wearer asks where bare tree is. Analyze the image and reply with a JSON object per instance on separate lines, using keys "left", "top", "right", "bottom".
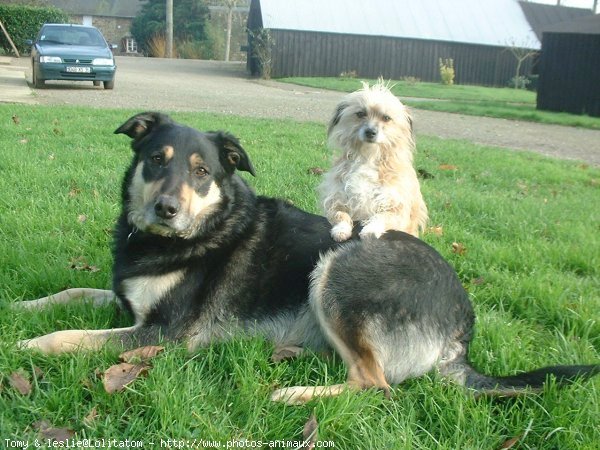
{"left": 505, "top": 39, "right": 538, "bottom": 89}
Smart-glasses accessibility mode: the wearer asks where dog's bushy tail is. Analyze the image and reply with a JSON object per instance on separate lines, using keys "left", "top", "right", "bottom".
{"left": 461, "top": 363, "right": 599, "bottom": 397}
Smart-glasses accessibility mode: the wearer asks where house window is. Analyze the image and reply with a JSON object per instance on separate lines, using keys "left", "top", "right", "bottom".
{"left": 125, "top": 37, "right": 138, "bottom": 53}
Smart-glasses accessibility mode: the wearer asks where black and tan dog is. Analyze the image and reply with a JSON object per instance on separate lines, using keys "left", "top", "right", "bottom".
{"left": 15, "top": 112, "right": 598, "bottom": 404}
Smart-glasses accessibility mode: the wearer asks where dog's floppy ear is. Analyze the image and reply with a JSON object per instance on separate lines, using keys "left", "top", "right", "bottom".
{"left": 328, "top": 102, "right": 348, "bottom": 136}
{"left": 210, "top": 131, "right": 256, "bottom": 177}
{"left": 114, "top": 112, "right": 173, "bottom": 143}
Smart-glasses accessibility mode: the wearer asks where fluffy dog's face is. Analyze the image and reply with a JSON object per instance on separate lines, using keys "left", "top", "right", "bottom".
{"left": 328, "top": 81, "right": 414, "bottom": 154}
{"left": 115, "top": 112, "right": 255, "bottom": 239}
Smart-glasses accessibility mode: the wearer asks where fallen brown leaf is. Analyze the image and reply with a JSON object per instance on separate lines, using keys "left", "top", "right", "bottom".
{"left": 69, "top": 257, "right": 100, "bottom": 273}
{"left": 9, "top": 371, "right": 32, "bottom": 395}
{"left": 119, "top": 345, "right": 165, "bottom": 363}
{"left": 300, "top": 413, "right": 318, "bottom": 449}
{"left": 12, "top": 114, "right": 20, "bottom": 125}
{"left": 83, "top": 406, "right": 99, "bottom": 426}
{"left": 439, "top": 164, "right": 458, "bottom": 171}
{"left": 426, "top": 225, "right": 443, "bottom": 236}
{"left": 33, "top": 366, "right": 45, "bottom": 381}
{"left": 271, "top": 345, "right": 304, "bottom": 362}
{"left": 307, "top": 167, "right": 324, "bottom": 176}
{"left": 471, "top": 276, "right": 485, "bottom": 286}
{"left": 34, "top": 420, "right": 75, "bottom": 443}
{"left": 78, "top": 214, "right": 87, "bottom": 223}
{"left": 102, "top": 362, "right": 150, "bottom": 394}
{"left": 451, "top": 242, "right": 467, "bottom": 256}
{"left": 498, "top": 435, "right": 521, "bottom": 449}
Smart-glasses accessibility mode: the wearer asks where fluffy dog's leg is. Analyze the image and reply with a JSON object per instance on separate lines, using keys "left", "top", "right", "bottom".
{"left": 17, "top": 326, "right": 139, "bottom": 355}
{"left": 360, "top": 211, "right": 411, "bottom": 239}
{"left": 329, "top": 211, "right": 353, "bottom": 242}
{"left": 11, "top": 288, "right": 115, "bottom": 310}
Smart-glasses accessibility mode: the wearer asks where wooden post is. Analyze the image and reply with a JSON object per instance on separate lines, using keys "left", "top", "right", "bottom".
{"left": 0, "top": 20, "right": 20, "bottom": 58}
{"left": 225, "top": 5, "right": 233, "bottom": 62}
{"left": 166, "top": 0, "right": 173, "bottom": 58}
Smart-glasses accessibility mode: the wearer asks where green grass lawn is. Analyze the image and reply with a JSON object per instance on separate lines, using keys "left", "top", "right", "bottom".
{"left": 1, "top": 105, "right": 599, "bottom": 449}
{"left": 278, "top": 77, "right": 600, "bottom": 130}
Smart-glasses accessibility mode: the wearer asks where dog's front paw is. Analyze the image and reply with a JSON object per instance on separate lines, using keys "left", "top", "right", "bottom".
{"left": 359, "top": 222, "right": 386, "bottom": 240}
{"left": 17, "top": 337, "right": 45, "bottom": 352}
{"left": 331, "top": 222, "right": 352, "bottom": 242}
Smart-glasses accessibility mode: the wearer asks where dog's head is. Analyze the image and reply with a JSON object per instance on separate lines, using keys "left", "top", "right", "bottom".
{"left": 115, "top": 112, "right": 255, "bottom": 239}
{"left": 328, "top": 79, "right": 414, "bottom": 156}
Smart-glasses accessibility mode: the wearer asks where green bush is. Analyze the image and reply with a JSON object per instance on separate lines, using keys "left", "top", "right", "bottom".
{"left": 0, "top": 4, "right": 70, "bottom": 55}
{"left": 439, "top": 58, "right": 455, "bottom": 85}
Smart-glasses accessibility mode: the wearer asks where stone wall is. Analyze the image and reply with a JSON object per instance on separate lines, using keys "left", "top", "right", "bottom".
{"left": 70, "top": 14, "right": 137, "bottom": 54}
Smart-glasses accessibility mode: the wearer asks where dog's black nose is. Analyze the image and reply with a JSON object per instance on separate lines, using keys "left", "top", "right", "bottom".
{"left": 154, "top": 195, "right": 180, "bottom": 219}
{"left": 364, "top": 127, "right": 377, "bottom": 140}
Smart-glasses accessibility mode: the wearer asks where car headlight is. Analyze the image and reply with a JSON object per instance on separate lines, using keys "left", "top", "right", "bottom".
{"left": 92, "top": 58, "right": 114, "bottom": 66}
{"left": 39, "top": 56, "right": 62, "bottom": 63}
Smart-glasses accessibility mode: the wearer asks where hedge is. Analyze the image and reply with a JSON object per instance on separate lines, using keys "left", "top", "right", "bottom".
{"left": 0, "top": 4, "right": 70, "bottom": 55}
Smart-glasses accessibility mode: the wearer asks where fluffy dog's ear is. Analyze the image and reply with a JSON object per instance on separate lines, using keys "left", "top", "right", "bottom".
{"left": 114, "top": 112, "right": 173, "bottom": 143}
{"left": 210, "top": 131, "right": 256, "bottom": 177}
{"left": 328, "top": 102, "right": 348, "bottom": 136}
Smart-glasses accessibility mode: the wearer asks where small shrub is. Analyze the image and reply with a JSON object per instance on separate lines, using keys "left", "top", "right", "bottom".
{"left": 439, "top": 58, "right": 455, "bottom": 85}
{"left": 177, "top": 40, "right": 205, "bottom": 59}
{"left": 249, "top": 28, "right": 274, "bottom": 79}
{"left": 339, "top": 70, "right": 357, "bottom": 78}
{"left": 147, "top": 34, "right": 180, "bottom": 58}
{"left": 508, "top": 75, "right": 531, "bottom": 90}
{"left": 401, "top": 76, "right": 421, "bottom": 84}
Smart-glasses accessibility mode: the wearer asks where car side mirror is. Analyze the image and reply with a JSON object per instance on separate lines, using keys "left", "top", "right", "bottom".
{"left": 25, "top": 39, "right": 33, "bottom": 46}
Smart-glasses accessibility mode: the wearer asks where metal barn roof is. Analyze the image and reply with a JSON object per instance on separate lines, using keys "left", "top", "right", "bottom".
{"left": 256, "top": 0, "right": 541, "bottom": 49}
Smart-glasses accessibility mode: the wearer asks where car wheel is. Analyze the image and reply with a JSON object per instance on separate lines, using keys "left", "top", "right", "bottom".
{"left": 103, "top": 79, "right": 114, "bottom": 90}
{"left": 93, "top": 81, "right": 101, "bottom": 87}
{"left": 32, "top": 64, "right": 45, "bottom": 88}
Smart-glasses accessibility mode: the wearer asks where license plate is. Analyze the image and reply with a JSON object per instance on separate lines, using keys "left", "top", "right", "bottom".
{"left": 66, "top": 66, "right": 91, "bottom": 73}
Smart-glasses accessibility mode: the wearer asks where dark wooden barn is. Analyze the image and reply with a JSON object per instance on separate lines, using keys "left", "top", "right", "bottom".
{"left": 537, "top": 15, "right": 600, "bottom": 117}
{"left": 247, "top": 0, "right": 593, "bottom": 87}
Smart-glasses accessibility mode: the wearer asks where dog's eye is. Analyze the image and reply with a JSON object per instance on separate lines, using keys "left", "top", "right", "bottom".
{"left": 382, "top": 115, "right": 392, "bottom": 122}
{"left": 194, "top": 167, "right": 209, "bottom": 177}
{"left": 150, "top": 154, "right": 164, "bottom": 165}
{"left": 356, "top": 111, "right": 367, "bottom": 119}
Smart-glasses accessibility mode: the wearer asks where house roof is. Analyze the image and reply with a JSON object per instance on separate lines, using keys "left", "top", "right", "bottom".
{"left": 45, "top": 0, "right": 146, "bottom": 18}
{"left": 254, "top": 0, "right": 541, "bottom": 49}
{"left": 518, "top": 1, "right": 594, "bottom": 40}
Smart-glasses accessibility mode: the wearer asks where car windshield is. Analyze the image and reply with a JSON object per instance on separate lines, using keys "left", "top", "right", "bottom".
{"left": 39, "top": 26, "right": 106, "bottom": 47}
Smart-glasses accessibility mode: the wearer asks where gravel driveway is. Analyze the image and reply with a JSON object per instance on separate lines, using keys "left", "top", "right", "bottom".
{"left": 15, "top": 56, "right": 600, "bottom": 166}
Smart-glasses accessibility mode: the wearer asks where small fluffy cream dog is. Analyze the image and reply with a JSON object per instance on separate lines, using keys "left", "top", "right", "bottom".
{"left": 319, "top": 80, "right": 428, "bottom": 242}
